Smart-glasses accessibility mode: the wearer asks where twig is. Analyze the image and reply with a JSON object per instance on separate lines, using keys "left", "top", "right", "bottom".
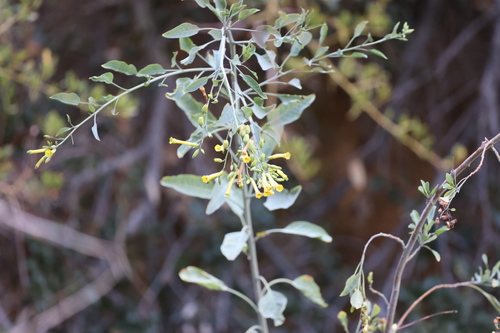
{"left": 398, "top": 310, "right": 458, "bottom": 330}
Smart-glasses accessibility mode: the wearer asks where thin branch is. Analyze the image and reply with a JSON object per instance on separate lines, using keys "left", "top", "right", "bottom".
{"left": 398, "top": 310, "right": 458, "bottom": 330}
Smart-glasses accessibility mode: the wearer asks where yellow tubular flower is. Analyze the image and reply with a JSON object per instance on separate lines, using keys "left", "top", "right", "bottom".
{"left": 261, "top": 174, "right": 274, "bottom": 196}
{"left": 169, "top": 137, "right": 199, "bottom": 148}
{"left": 267, "top": 174, "right": 284, "bottom": 192}
{"left": 225, "top": 174, "right": 237, "bottom": 197}
{"left": 28, "top": 147, "right": 57, "bottom": 169}
{"left": 276, "top": 169, "right": 289, "bottom": 181}
{"left": 250, "top": 178, "right": 263, "bottom": 199}
{"left": 214, "top": 144, "right": 224, "bottom": 152}
{"left": 268, "top": 152, "right": 291, "bottom": 160}
{"left": 202, "top": 170, "right": 224, "bottom": 183}
{"left": 242, "top": 153, "right": 251, "bottom": 163}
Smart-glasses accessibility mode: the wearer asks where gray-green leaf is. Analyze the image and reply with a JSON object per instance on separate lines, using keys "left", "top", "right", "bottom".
{"left": 267, "top": 94, "right": 315, "bottom": 126}
{"left": 50, "top": 92, "right": 81, "bottom": 106}
{"left": 263, "top": 221, "right": 332, "bottom": 243}
{"left": 137, "top": 64, "right": 168, "bottom": 77}
{"left": 179, "top": 266, "right": 227, "bottom": 291}
{"left": 263, "top": 185, "right": 302, "bottom": 211}
{"left": 353, "top": 21, "right": 368, "bottom": 39}
{"left": 89, "top": 72, "right": 114, "bottom": 84}
{"left": 160, "top": 174, "right": 213, "bottom": 199}
{"left": 102, "top": 60, "right": 137, "bottom": 75}
{"left": 292, "top": 275, "right": 328, "bottom": 307}
{"left": 220, "top": 228, "right": 249, "bottom": 261}
{"left": 162, "top": 22, "right": 200, "bottom": 38}
{"left": 350, "top": 288, "right": 364, "bottom": 309}
{"left": 241, "top": 74, "right": 266, "bottom": 99}
{"left": 258, "top": 290, "right": 287, "bottom": 327}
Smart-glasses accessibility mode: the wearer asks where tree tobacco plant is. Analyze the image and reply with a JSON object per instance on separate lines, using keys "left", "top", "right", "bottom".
{"left": 28, "top": 0, "right": 480, "bottom": 332}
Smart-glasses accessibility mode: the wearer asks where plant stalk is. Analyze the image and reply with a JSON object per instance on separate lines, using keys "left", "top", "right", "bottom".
{"left": 385, "top": 133, "right": 500, "bottom": 333}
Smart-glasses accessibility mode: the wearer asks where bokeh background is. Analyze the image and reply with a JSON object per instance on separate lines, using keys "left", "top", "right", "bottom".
{"left": 1, "top": 0, "right": 500, "bottom": 332}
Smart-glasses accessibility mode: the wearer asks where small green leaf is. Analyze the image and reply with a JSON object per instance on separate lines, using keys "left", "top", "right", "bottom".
{"left": 137, "top": 64, "right": 168, "bottom": 77}
{"left": 241, "top": 74, "right": 266, "bottom": 99}
{"left": 220, "top": 228, "right": 249, "bottom": 261}
{"left": 50, "top": 92, "right": 81, "bottom": 106}
{"left": 410, "top": 210, "right": 420, "bottom": 223}
{"left": 319, "top": 23, "right": 328, "bottom": 44}
{"left": 162, "top": 22, "right": 200, "bottom": 38}
{"left": 179, "top": 266, "right": 227, "bottom": 291}
{"left": 350, "top": 288, "right": 363, "bottom": 309}
{"left": 258, "top": 290, "right": 287, "bottom": 327}
{"left": 89, "top": 72, "right": 114, "bottom": 84}
{"left": 194, "top": 0, "right": 209, "bottom": 8}
{"left": 91, "top": 118, "right": 100, "bottom": 141}
{"left": 264, "top": 221, "right": 332, "bottom": 243}
{"left": 445, "top": 173, "right": 455, "bottom": 185}
{"left": 55, "top": 127, "right": 71, "bottom": 137}
{"left": 423, "top": 245, "right": 441, "bottom": 262}
{"left": 288, "top": 78, "right": 302, "bottom": 89}
{"left": 184, "top": 76, "right": 209, "bottom": 93}
{"left": 368, "top": 49, "right": 388, "bottom": 60}
{"left": 255, "top": 51, "right": 276, "bottom": 71}
{"left": 337, "top": 311, "right": 349, "bottom": 331}
{"left": 160, "top": 174, "right": 214, "bottom": 199}
{"left": 292, "top": 275, "right": 328, "bottom": 307}
{"left": 340, "top": 274, "right": 358, "bottom": 297}
{"left": 102, "top": 60, "right": 137, "bottom": 75}
{"left": 208, "top": 29, "right": 222, "bottom": 40}
{"left": 467, "top": 285, "right": 500, "bottom": 313}
{"left": 297, "top": 31, "right": 312, "bottom": 46}
{"left": 238, "top": 8, "right": 259, "bottom": 21}
{"left": 263, "top": 185, "right": 302, "bottom": 211}
{"left": 353, "top": 21, "right": 368, "bottom": 38}
{"left": 349, "top": 52, "right": 368, "bottom": 58}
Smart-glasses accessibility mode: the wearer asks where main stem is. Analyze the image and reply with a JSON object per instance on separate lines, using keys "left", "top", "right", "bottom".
{"left": 384, "top": 133, "right": 500, "bottom": 333}
{"left": 244, "top": 195, "right": 269, "bottom": 332}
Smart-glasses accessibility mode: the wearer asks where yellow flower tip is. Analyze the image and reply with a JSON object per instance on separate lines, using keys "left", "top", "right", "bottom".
{"left": 264, "top": 189, "right": 275, "bottom": 197}
{"left": 275, "top": 184, "right": 284, "bottom": 192}
{"left": 214, "top": 144, "right": 224, "bottom": 152}
{"left": 45, "top": 149, "right": 56, "bottom": 157}
{"left": 202, "top": 171, "right": 224, "bottom": 183}
{"left": 255, "top": 192, "right": 263, "bottom": 199}
{"left": 242, "top": 155, "right": 251, "bottom": 163}
{"left": 169, "top": 137, "right": 199, "bottom": 148}
{"left": 269, "top": 152, "right": 291, "bottom": 160}
{"left": 27, "top": 148, "right": 46, "bottom": 154}
{"left": 276, "top": 170, "right": 289, "bottom": 181}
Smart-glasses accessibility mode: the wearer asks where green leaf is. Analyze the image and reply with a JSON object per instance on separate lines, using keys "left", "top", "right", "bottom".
{"left": 184, "top": 76, "right": 209, "bottom": 93}
{"left": 264, "top": 221, "right": 332, "bottom": 243}
{"left": 423, "top": 245, "right": 441, "bottom": 262}
{"left": 194, "top": 0, "right": 209, "bottom": 8}
{"left": 288, "top": 78, "right": 302, "bottom": 89}
{"left": 410, "top": 210, "right": 420, "bottom": 223}
{"left": 445, "top": 173, "right": 455, "bottom": 185}
{"left": 208, "top": 29, "right": 222, "bottom": 40}
{"left": 350, "top": 288, "right": 363, "bottom": 309}
{"left": 137, "top": 63, "right": 168, "bottom": 77}
{"left": 368, "top": 49, "right": 388, "bottom": 60}
{"left": 50, "top": 92, "right": 81, "bottom": 106}
{"left": 160, "top": 174, "right": 214, "bottom": 199}
{"left": 297, "top": 31, "right": 312, "bottom": 46}
{"left": 55, "top": 127, "right": 71, "bottom": 137}
{"left": 241, "top": 74, "right": 266, "bottom": 99}
{"left": 89, "top": 72, "right": 114, "bottom": 84}
{"left": 206, "top": 174, "right": 244, "bottom": 218}
{"left": 238, "top": 8, "right": 259, "bottom": 21}
{"left": 255, "top": 51, "right": 276, "bottom": 71}
{"left": 349, "top": 52, "right": 368, "bottom": 58}
{"left": 340, "top": 274, "right": 358, "bottom": 297}
{"left": 353, "top": 21, "right": 368, "bottom": 39}
{"left": 102, "top": 60, "right": 137, "bottom": 75}
{"left": 292, "top": 275, "right": 328, "bottom": 307}
{"left": 467, "top": 285, "right": 500, "bottom": 313}
{"left": 337, "top": 311, "right": 349, "bottom": 331}
{"left": 251, "top": 25, "right": 279, "bottom": 48}
{"left": 268, "top": 94, "right": 315, "bottom": 126}
{"left": 220, "top": 228, "right": 249, "bottom": 261}
{"left": 91, "top": 117, "right": 100, "bottom": 141}
{"left": 258, "top": 290, "right": 287, "bottom": 327}
{"left": 162, "top": 22, "right": 200, "bottom": 39}
{"left": 263, "top": 185, "right": 302, "bottom": 211}
{"left": 319, "top": 23, "right": 328, "bottom": 44}
{"left": 179, "top": 266, "right": 227, "bottom": 291}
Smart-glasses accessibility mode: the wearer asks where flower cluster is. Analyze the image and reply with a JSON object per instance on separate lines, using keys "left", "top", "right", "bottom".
{"left": 27, "top": 144, "right": 57, "bottom": 169}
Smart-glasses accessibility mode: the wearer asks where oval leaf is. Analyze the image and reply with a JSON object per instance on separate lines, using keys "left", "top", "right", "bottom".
{"left": 258, "top": 290, "right": 287, "bottom": 327}
{"left": 89, "top": 72, "right": 114, "bottom": 84}
{"left": 137, "top": 64, "right": 168, "bottom": 77}
{"left": 368, "top": 49, "right": 388, "bottom": 60}
{"left": 263, "top": 185, "right": 302, "bottom": 211}
{"left": 241, "top": 74, "right": 266, "bottom": 99}
{"left": 340, "top": 274, "right": 358, "bottom": 297}
{"left": 179, "top": 266, "right": 227, "bottom": 291}
{"left": 102, "top": 60, "right": 137, "bottom": 75}
{"left": 350, "top": 288, "right": 364, "bottom": 309}
{"left": 264, "top": 221, "right": 332, "bottom": 243}
{"left": 163, "top": 22, "right": 200, "bottom": 38}
{"left": 184, "top": 76, "right": 209, "bottom": 93}
{"left": 292, "top": 275, "right": 328, "bottom": 307}
{"left": 353, "top": 21, "right": 368, "bottom": 38}
{"left": 160, "top": 174, "right": 214, "bottom": 199}
{"left": 50, "top": 92, "right": 80, "bottom": 106}
{"left": 267, "top": 94, "right": 315, "bottom": 126}
{"left": 220, "top": 229, "right": 249, "bottom": 261}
